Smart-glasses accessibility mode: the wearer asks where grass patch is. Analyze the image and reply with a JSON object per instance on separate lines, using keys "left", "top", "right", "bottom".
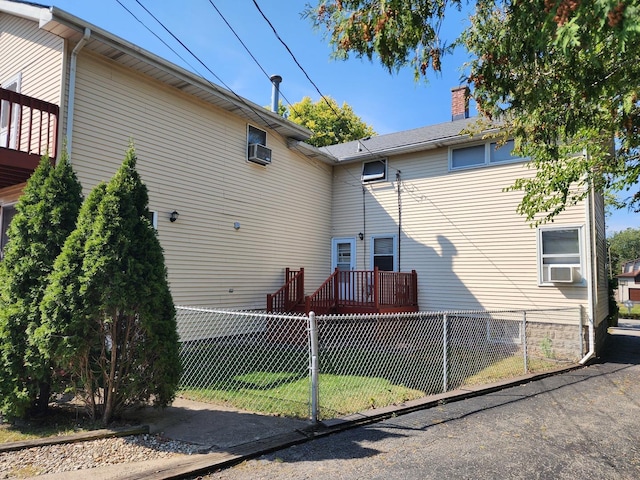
{"left": 463, "top": 355, "right": 562, "bottom": 386}
{"left": 180, "top": 373, "right": 424, "bottom": 419}
{"left": 618, "top": 303, "right": 640, "bottom": 316}
{"left": 0, "top": 405, "right": 105, "bottom": 444}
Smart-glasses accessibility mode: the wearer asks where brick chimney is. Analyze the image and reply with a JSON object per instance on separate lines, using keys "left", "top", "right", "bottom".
{"left": 451, "top": 86, "right": 470, "bottom": 121}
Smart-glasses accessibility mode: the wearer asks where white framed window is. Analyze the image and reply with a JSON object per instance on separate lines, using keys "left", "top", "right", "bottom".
{"left": 247, "top": 125, "right": 266, "bottom": 148}
{"left": 0, "top": 203, "right": 17, "bottom": 260}
{"left": 361, "top": 159, "right": 387, "bottom": 183}
{"left": 370, "top": 235, "right": 397, "bottom": 271}
{"left": 147, "top": 211, "right": 158, "bottom": 229}
{"left": 486, "top": 317, "right": 522, "bottom": 345}
{"left": 449, "top": 139, "right": 522, "bottom": 171}
{"left": 247, "top": 125, "right": 271, "bottom": 165}
{"left": 537, "top": 225, "right": 584, "bottom": 286}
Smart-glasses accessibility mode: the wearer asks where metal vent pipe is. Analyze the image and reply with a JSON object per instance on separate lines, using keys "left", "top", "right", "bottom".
{"left": 270, "top": 74, "right": 282, "bottom": 113}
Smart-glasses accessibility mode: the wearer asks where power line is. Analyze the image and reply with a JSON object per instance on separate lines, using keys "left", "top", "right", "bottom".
{"left": 117, "top": 0, "right": 280, "bottom": 130}
{"left": 203, "top": 1, "right": 301, "bottom": 117}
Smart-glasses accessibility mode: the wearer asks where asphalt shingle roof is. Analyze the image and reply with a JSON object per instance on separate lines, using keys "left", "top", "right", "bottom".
{"left": 321, "top": 117, "right": 493, "bottom": 162}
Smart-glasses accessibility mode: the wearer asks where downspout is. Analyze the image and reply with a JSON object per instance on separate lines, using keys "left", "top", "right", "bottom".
{"left": 66, "top": 28, "right": 91, "bottom": 161}
{"left": 396, "top": 171, "right": 402, "bottom": 271}
{"left": 579, "top": 175, "right": 596, "bottom": 365}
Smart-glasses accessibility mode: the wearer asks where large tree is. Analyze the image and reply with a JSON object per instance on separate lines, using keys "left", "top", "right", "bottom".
{"left": 306, "top": 1, "right": 640, "bottom": 223}
{"left": 608, "top": 227, "right": 640, "bottom": 276}
{"left": 285, "top": 96, "right": 376, "bottom": 147}
{"left": 0, "top": 153, "right": 82, "bottom": 419}
{"left": 38, "top": 145, "right": 181, "bottom": 424}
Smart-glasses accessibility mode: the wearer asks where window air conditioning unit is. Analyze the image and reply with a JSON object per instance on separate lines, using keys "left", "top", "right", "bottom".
{"left": 549, "top": 265, "right": 574, "bottom": 283}
{"left": 248, "top": 143, "right": 272, "bottom": 165}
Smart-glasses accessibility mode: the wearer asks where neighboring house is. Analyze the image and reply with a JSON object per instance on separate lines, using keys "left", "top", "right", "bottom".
{"left": 0, "top": 1, "right": 609, "bottom": 357}
{"left": 616, "top": 258, "right": 640, "bottom": 303}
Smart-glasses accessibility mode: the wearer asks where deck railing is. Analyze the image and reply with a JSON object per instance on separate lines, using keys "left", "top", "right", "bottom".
{"left": 305, "top": 268, "right": 418, "bottom": 315}
{"left": 267, "top": 268, "right": 304, "bottom": 313}
{"left": 0, "top": 88, "right": 59, "bottom": 160}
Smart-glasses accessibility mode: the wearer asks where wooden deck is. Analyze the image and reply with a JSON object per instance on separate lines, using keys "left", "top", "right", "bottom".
{"left": 268, "top": 267, "right": 418, "bottom": 315}
{"left": 0, "top": 88, "right": 58, "bottom": 188}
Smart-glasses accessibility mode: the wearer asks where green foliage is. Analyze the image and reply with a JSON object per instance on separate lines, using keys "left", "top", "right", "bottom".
{"left": 540, "top": 336, "right": 553, "bottom": 359}
{"left": 0, "top": 153, "right": 82, "bottom": 419}
{"left": 608, "top": 278, "right": 619, "bottom": 326}
{"left": 285, "top": 96, "right": 376, "bottom": 147}
{"left": 306, "top": 0, "right": 640, "bottom": 222}
{"left": 608, "top": 227, "right": 640, "bottom": 275}
{"left": 38, "top": 145, "right": 180, "bottom": 424}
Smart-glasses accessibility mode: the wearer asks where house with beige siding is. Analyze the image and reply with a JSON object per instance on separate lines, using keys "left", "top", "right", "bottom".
{"left": 0, "top": 1, "right": 609, "bottom": 358}
{"left": 322, "top": 87, "right": 609, "bottom": 358}
{"left": 0, "top": 0, "right": 334, "bottom": 309}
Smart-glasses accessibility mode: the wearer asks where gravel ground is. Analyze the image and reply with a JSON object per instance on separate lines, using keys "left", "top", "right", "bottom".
{"left": 0, "top": 434, "right": 204, "bottom": 478}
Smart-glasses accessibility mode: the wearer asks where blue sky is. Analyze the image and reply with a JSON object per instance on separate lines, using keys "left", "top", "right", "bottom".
{"left": 48, "top": 0, "right": 637, "bottom": 233}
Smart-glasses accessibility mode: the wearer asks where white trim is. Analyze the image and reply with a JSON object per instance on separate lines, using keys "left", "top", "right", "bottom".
{"left": 331, "top": 237, "right": 356, "bottom": 271}
{"left": 361, "top": 158, "right": 388, "bottom": 184}
{"left": 537, "top": 224, "right": 586, "bottom": 286}
{"left": 0, "top": 72, "right": 22, "bottom": 150}
{"left": 369, "top": 234, "right": 398, "bottom": 272}
{"left": 448, "top": 139, "right": 524, "bottom": 171}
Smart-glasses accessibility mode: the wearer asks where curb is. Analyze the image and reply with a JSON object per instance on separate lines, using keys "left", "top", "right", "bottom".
{"left": 0, "top": 425, "right": 149, "bottom": 453}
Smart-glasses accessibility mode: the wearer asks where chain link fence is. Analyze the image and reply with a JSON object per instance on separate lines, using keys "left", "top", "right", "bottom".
{"left": 176, "top": 306, "right": 583, "bottom": 421}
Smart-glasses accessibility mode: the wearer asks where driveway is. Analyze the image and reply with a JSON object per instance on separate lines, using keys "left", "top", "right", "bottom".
{"left": 206, "top": 320, "right": 640, "bottom": 479}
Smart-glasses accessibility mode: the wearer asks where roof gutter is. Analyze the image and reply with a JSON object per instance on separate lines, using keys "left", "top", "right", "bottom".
{"left": 66, "top": 27, "right": 91, "bottom": 162}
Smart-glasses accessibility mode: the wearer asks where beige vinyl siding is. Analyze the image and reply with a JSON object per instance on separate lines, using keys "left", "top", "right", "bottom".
{"left": 68, "top": 51, "right": 332, "bottom": 308}
{"left": 0, "top": 183, "right": 24, "bottom": 204}
{"left": 592, "top": 190, "right": 609, "bottom": 326}
{"left": 0, "top": 14, "right": 63, "bottom": 103}
{"left": 333, "top": 148, "right": 590, "bottom": 313}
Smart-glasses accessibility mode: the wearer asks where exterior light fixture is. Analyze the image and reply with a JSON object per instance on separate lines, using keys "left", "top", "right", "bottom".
{"left": 169, "top": 210, "right": 179, "bottom": 222}
{"left": 359, "top": 232, "right": 364, "bottom": 240}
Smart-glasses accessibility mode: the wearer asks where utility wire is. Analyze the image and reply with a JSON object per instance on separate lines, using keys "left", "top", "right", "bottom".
{"left": 251, "top": 0, "right": 391, "bottom": 187}
{"left": 120, "top": 0, "right": 280, "bottom": 130}
{"left": 204, "top": 1, "right": 301, "bottom": 117}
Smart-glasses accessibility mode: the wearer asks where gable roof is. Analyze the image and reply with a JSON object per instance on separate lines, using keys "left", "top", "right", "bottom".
{"left": 0, "top": 0, "right": 312, "bottom": 142}
{"left": 320, "top": 116, "right": 497, "bottom": 163}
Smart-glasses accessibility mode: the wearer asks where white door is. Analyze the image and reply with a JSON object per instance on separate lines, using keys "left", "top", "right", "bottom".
{"left": 332, "top": 238, "right": 356, "bottom": 300}
{"left": 0, "top": 74, "right": 21, "bottom": 149}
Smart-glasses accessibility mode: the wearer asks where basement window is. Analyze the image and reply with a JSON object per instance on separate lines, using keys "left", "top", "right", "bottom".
{"left": 361, "top": 159, "right": 387, "bottom": 183}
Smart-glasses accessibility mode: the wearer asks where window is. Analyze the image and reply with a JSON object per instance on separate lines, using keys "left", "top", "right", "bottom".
{"left": 486, "top": 317, "right": 522, "bottom": 345}
{"left": 371, "top": 235, "right": 396, "bottom": 271}
{"left": 450, "top": 139, "right": 521, "bottom": 170}
{"left": 361, "top": 159, "right": 387, "bottom": 183}
{"left": 538, "top": 226, "right": 584, "bottom": 285}
{"left": 0, "top": 204, "right": 16, "bottom": 260}
{"left": 248, "top": 125, "right": 266, "bottom": 149}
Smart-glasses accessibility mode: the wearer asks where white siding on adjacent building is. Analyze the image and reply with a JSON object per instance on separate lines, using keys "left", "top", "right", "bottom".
{"left": 333, "top": 148, "right": 591, "bottom": 313}
{"left": 69, "top": 51, "right": 332, "bottom": 308}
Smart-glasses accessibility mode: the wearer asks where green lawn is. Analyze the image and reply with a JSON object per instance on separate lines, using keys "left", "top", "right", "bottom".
{"left": 618, "top": 303, "right": 640, "bottom": 316}
{"left": 178, "top": 339, "right": 564, "bottom": 420}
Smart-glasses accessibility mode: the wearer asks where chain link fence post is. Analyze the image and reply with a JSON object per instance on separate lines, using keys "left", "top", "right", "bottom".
{"left": 522, "top": 310, "right": 528, "bottom": 374}
{"left": 308, "top": 311, "right": 319, "bottom": 424}
{"left": 443, "top": 313, "right": 448, "bottom": 393}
